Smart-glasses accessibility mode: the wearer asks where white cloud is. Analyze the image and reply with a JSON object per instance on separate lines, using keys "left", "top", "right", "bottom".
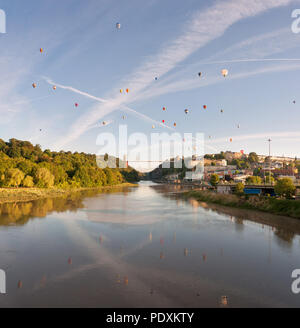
{"left": 53, "top": 0, "right": 297, "bottom": 149}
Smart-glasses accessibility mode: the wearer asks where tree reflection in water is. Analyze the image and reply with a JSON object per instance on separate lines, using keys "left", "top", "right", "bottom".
{"left": 0, "top": 188, "right": 129, "bottom": 226}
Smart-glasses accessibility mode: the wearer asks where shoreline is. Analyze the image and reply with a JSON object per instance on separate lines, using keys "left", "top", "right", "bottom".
{"left": 181, "top": 189, "right": 300, "bottom": 219}
{"left": 0, "top": 183, "right": 138, "bottom": 205}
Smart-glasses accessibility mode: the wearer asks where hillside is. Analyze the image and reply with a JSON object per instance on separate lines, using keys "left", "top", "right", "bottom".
{"left": 0, "top": 138, "right": 140, "bottom": 188}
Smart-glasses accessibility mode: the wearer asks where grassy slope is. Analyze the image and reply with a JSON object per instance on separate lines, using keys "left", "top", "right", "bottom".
{"left": 183, "top": 190, "right": 300, "bottom": 219}
{"left": 0, "top": 183, "right": 137, "bottom": 204}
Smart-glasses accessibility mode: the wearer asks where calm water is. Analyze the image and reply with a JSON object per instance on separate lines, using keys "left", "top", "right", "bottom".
{"left": 0, "top": 181, "right": 300, "bottom": 308}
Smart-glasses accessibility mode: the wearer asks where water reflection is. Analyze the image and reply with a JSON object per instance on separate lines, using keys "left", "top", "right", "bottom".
{"left": 161, "top": 187, "right": 300, "bottom": 246}
{"left": 0, "top": 182, "right": 299, "bottom": 307}
{"left": 0, "top": 187, "right": 132, "bottom": 226}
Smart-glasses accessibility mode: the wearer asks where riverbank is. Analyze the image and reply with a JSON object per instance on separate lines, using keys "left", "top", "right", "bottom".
{"left": 182, "top": 190, "right": 300, "bottom": 219}
{"left": 0, "top": 183, "right": 137, "bottom": 204}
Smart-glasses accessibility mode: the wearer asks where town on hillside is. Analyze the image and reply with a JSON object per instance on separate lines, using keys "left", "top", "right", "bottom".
{"left": 149, "top": 150, "right": 299, "bottom": 197}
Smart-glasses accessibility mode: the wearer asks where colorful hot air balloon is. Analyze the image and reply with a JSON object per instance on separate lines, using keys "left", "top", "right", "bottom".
{"left": 162, "top": 120, "right": 165, "bottom": 123}
{"left": 230, "top": 138, "right": 233, "bottom": 142}
{"left": 120, "top": 89, "right": 123, "bottom": 93}
{"left": 40, "top": 48, "right": 43, "bottom": 53}
{"left": 163, "top": 107, "right": 166, "bottom": 111}
{"left": 240, "top": 150, "right": 244, "bottom": 154}
{"left": 116, "top": 23, "right": 121, "bottom": 29}
{"left": 32, "top": 83, "right": 37, "bottom": 88}
{"left": 53, "top": 86, "right": 57, "bottom": 90}
{"left": 126, "top": 88, "right": 129, "bottom": 93}
{"left": 75, "top": 103, "right": 78, "bottom": 108}
{"left": 173, "top": 122, "right": 176, "bottom": 127}
{"left": 221, "top": 69, "right": 228, "bottom": 77}
{"left": 203, "top": 105, "right": 207, "bottom": 109}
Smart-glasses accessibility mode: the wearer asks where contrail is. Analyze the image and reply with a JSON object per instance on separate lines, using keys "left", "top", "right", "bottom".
{"left": 46, "top": 78, "right": 108, "bottom": 103}
{"left": 199, "top": 58, "right": 300, "bottom": 65}
{"left": 45, "top": 78, "right": 174, "bottom": 130}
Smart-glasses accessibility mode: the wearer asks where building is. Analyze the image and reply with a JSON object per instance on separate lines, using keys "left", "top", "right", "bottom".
{"left": 273, "top": 167, "right": 298, "bottom": 177}
{"left": 224, "top": 151, "right": 244, "bottom": 161}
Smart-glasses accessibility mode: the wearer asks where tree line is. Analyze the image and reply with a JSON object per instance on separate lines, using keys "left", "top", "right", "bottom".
{"left": 0, "top": 138, "right": 140, "bottom": 188}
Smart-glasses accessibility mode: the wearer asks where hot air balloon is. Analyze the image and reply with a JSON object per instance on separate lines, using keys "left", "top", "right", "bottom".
{"left": 162, "top": 107, "right": 166, "bottom": 111}
{"left": 75, "top": 103, "right": 78, "bottom": 108}
{"left": 116, "top": 23, "right": 121, "bottom": 29}
{"left": 173, "top": 122, "right": 176, "bottom": 127}
{"left": 221, "top": 69, "right": 228, "bottom": 77}
{"left": 184, "top": 109, "right": 189, "bottom": 114}
{"left": 230, "top": 138, "right": 233, "bottom": 142}
{"left": 203, "top": 105, "right": 207, "bottom": 109}
{"left": 120, "top": 89, "right": 123, "bottom": 94}
{"left": 240, "top": 150, "right": 244, "bottom": 154}
{"left": 152, "top": 125, "right": 155, "bottom": 129}
{"left": 53, "top": 86, "right": 57, "bottom": 90}
{"left": 126, "top": 88, "right": 129, "bottom": 93}
{"left": 32, "top": 83, "right": 37, "bottom": 88}
{"left": 162, "top": 120, "right": 165, "bottom": 123}
{"left": 40, "top": 48, "right": 43, "bottom": 53}
{"left": 221, "top": 296, "right": 228, "bottom": 306}
{"left": 198, "top": 72, "right": 202, "bottom": 77}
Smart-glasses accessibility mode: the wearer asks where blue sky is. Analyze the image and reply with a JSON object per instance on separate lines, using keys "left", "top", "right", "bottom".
{"left": 1, "top": 0, "right": 300, "bottom": 170}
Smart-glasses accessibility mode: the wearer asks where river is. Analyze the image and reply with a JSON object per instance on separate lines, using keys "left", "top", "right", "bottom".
{"left": 0, "top": 181, "right": 300, "bottom": 307}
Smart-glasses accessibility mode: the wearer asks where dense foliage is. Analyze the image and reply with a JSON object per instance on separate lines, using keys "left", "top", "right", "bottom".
{"left": 274, "top": 178, "right": 296, "bottom": 198}
{"left": 0, "top": 138, "right": 139, "bottom": 188}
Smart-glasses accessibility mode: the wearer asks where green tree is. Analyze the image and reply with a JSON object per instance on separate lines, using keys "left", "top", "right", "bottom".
{"left": 265, "top": 175, "right": 275, "bottom": 184}
{"left": 22, "top": 175, "right": 34, "bottom": 188}
{"left": 274, "top": 178, "right": 296, "bottom": 198}
{"left": 34, "top": 168, "right": 54, "bottom": 188}
{"left": 235, "top": 182, "right": 245, "bottom": 195}
{"left": 210, "top": 173, "right": 220, "bottom": 187}
{"left": 248, "top": 152, "right": 259, "bottom": 163}
{"left": 4, "top": 168, "right": 25, "bottom": 187}
{"left": 246, "top": 176, "right": 262, "bottom": 185}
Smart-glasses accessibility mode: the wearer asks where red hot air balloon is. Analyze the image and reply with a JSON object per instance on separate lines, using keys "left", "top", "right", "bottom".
{"left": 203, "top": 105, "right": 207, "bottom": 109}
{"left": 75, "top": 103, "right": 78, "bottom": 108}
{"left": 240, "top": 150, "right": 244, "bottom": 154}
{"left": 163, "top": 107, "right": 166, "bottom": 111}
{"left": 162, "top": 120, "right": 165, "bottom": 123}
